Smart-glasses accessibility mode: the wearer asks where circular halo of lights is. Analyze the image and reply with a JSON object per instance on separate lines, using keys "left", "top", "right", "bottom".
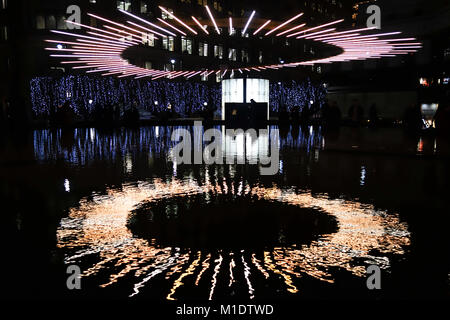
{"left": 46, "top": 5, "right": 422, "bottom": 81}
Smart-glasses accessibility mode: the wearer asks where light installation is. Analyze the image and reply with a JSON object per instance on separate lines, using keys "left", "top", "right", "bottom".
{"left": 45, "top": 5, "right": 422, "bottom": 81}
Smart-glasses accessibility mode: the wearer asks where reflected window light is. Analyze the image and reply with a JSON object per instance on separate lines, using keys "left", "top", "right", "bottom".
{"left": 417, "top": 138, "right": 424, "bottom": 153}
{"left": 279, "top": 160, "right": 283, "bottom": 174}
{"left": 64, "top": 179, "right": 71, "bottom": 192}
{"left": 155, "top": 126, "right": 160, "bottom": 138}
{"left": 173, "top": 161, "right": 177, "bottom": 176}
{"left": 360, "top": 166, "right": 366, "bottom": 186}
{"left": 125, "top": 153, "right": 133, "bottom": 173}
{"left": 89, "top": 128, "right": 96, "bottom": 142}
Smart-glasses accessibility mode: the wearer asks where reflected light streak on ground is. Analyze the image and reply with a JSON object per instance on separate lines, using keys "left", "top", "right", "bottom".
{"left": 57, "top": 177, "right": 410, "bottom": 299}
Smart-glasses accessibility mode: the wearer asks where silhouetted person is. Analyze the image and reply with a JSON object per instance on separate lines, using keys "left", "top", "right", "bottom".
{"left": 403, "top": 103, "right": 423, "bottom": 132}
{"left": 279, "top": 104, "right": 289, "bottom": 122}
{"left": 369, "top": 104, "right": 378, "bottom": 127}
{"left": 300, "top": 104, "right": 310, "bottom": 123}
{"left": 55, "top": 100, "right": 75, "bottom": 127}
{"left": 434, "top": 99, "right": 450, "bottom": 136}
{"left": 291, "top": 105, "right": 300, "bottom": 122}
{"left": 348, "top": 100, "right": 363, "bottom": 125}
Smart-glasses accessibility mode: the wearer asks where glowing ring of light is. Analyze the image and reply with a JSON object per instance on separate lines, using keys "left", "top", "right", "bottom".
{"left": 46, "top": 5, "right": 422, "bottom": 81}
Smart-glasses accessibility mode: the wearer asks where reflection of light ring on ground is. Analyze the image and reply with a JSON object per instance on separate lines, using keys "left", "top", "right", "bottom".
{"left": 57, "top": 177, "right": 410, "bottom": 299}
{"left": 46, "top": 6, "right": 421, "bottom": 80}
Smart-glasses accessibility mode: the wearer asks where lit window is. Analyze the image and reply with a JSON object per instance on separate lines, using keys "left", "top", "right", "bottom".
{"left": 228, "top": 48, "right": 237, "bottom": 61}
{"left": 161, "top": 7, "right": 174, "bottom": 19}
{"left": 1, "top": 25, "right": 7, "bottom": 41}
{"left": 36, "top": 16, "right": 45, "bottom": 29}
{"left": 1, "top": 0, "right": 7, "bottom": 9}
{"left": 117, "top": 1, "right": 131, "bottom": 12}
{"left": 142, "top": 33, "right": 155, "bottom": 46}
{"left": 145, "top": 61, "right": 152, "bottom": 70}
{"left": 163, "top": 36, "right": 175, "bottom": 51}
{"left": 258, "top": 51, "right": 263, "bottom": 63}
{"left": 57, "top": 16, "right": 67, "bottom": 30}
{"left": 199, "top": 42, "right": 208, "bottom": 56}
{"left": 181, "top": 37, "right": 193, "bottom": 54}
{"left": 89, "top": 0, "right": 96, "bottom": 3}
{"left": 164, "top": 63, "right": 174, "bottom": 71}
{"left": 140, "top": 1, "right": 147, "bottom": 13}
{"left": 214, "top": 45, "right": 223, "bottom": 59}
{"left": 241, "top": 49, "right": 249, "bottom": 63}
{"left": 46, "top": 16, "right": 56, "bottom": 29}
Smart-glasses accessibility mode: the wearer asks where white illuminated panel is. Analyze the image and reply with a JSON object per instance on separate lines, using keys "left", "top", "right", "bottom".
{"left": 246, "top": 78, "right": 270, "bottom": 120}
{"left": 221, "top": 78, "right": 244, "bottom": 120}
{"left": 221, "top": 78, "right": 270, "bottom": 120}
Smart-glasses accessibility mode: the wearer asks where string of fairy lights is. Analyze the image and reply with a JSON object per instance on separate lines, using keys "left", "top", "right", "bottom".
{"left": 45, "top": 4, "right": 422, "bottom": 81}
{"left": 30, "top": 76, "right": 326, "bottom": 116}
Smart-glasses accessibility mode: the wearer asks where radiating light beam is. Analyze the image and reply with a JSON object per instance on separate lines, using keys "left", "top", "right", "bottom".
{"left": 205, "top": 5, "right": 220, "bottom": 35}
{"left": 126, "top": 21, "right": 167, "bottom": 38}
{"left": 286, "top": 19, "right": 344, "bottom": 38}
{"left": 50, "top": 30, "right": 133, "bottom": 47}
{"left": 158, "top": 6, "right": 198, "bottom": 35}
{"left": 157, "top": 18, "right": 187, "bottom": 36}
{"left": 265, "top": 13, "right": 303, "bottom": 36}
{"left": 242, "top": 11, "right": 256, "bottom": 36}
{"left": 297, "top": 28, "right": 336, "bottom": 39}
{"left": 253, "top": 20, "right": 271, "bottom": 35}
{"left": 276, "top": 23, "right": 306, "bottom": 36}
{"left": 191, "top": 16, "right": 209, "bottom": 35}
{"left": 117, "top": 9, "right": 177, "bottom": 36}
{"left": 88, "top": 12, "right": 171, "bottom": 38}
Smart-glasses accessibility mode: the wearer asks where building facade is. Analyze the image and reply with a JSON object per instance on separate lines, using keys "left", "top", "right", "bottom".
{"left": 1, "top": 0, "right": 357, "bottom": 123}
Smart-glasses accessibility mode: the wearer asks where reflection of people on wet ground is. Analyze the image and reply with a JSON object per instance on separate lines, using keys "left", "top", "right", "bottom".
{"left": 347, "top": 100, "right": 363, "bottom": 125}
{"left": 403, "top": 103, "right": 424, "bottom": 132}
{"left": 279, "top": 104, "right": 289, "bottom": 122}
{"left": 291, "top": 105, "right": 300, "bottom": 122}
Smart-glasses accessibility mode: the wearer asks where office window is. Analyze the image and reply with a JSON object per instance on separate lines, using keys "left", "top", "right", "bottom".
{"left": 0, "top": 26, "right": 7, "bottom": 41}
{"left": 214, "top": 45, "right": 223, "bottom": 59}
{"left": 46, "top": 16, "right": 56, "bottom": 29}
{"left": 142, "top": 33, "right": 155, "bottom": 46}
{"left": 161, "top": 7, "right": 174, "bottom": 19}
{"left": 140, "top": 1, "right": 148, "bottom": 13}
{"left": 199, "top": 42, "right": 208, "bottom": 56}
{"left": 57, "top": 16, "right": 67, "bottom": 30}
{"left": 145, "top": 61, "right": 152, "bottom": 70}
{"left": 164, "top": 63, "right": 174, "bottom": 71}
{"left": 241, "top": 49, "right": 249, "bottom": 63}
{"left": 162, "top": 36, "right": 175, "bottom": 51}
{"left": 228, "top": 48, "right": 237, "bottom": 61}
{"left": 36, "top": 16, "right": 45, "bottom": 29}
{"left": 201, "top": 73, "right": 208, "bottom": 81}
{"left": 181, "top": 37, "right": 193, "bottom": 54}
{"left": 117, "top": 1, "right": 131, "bottom": 12}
